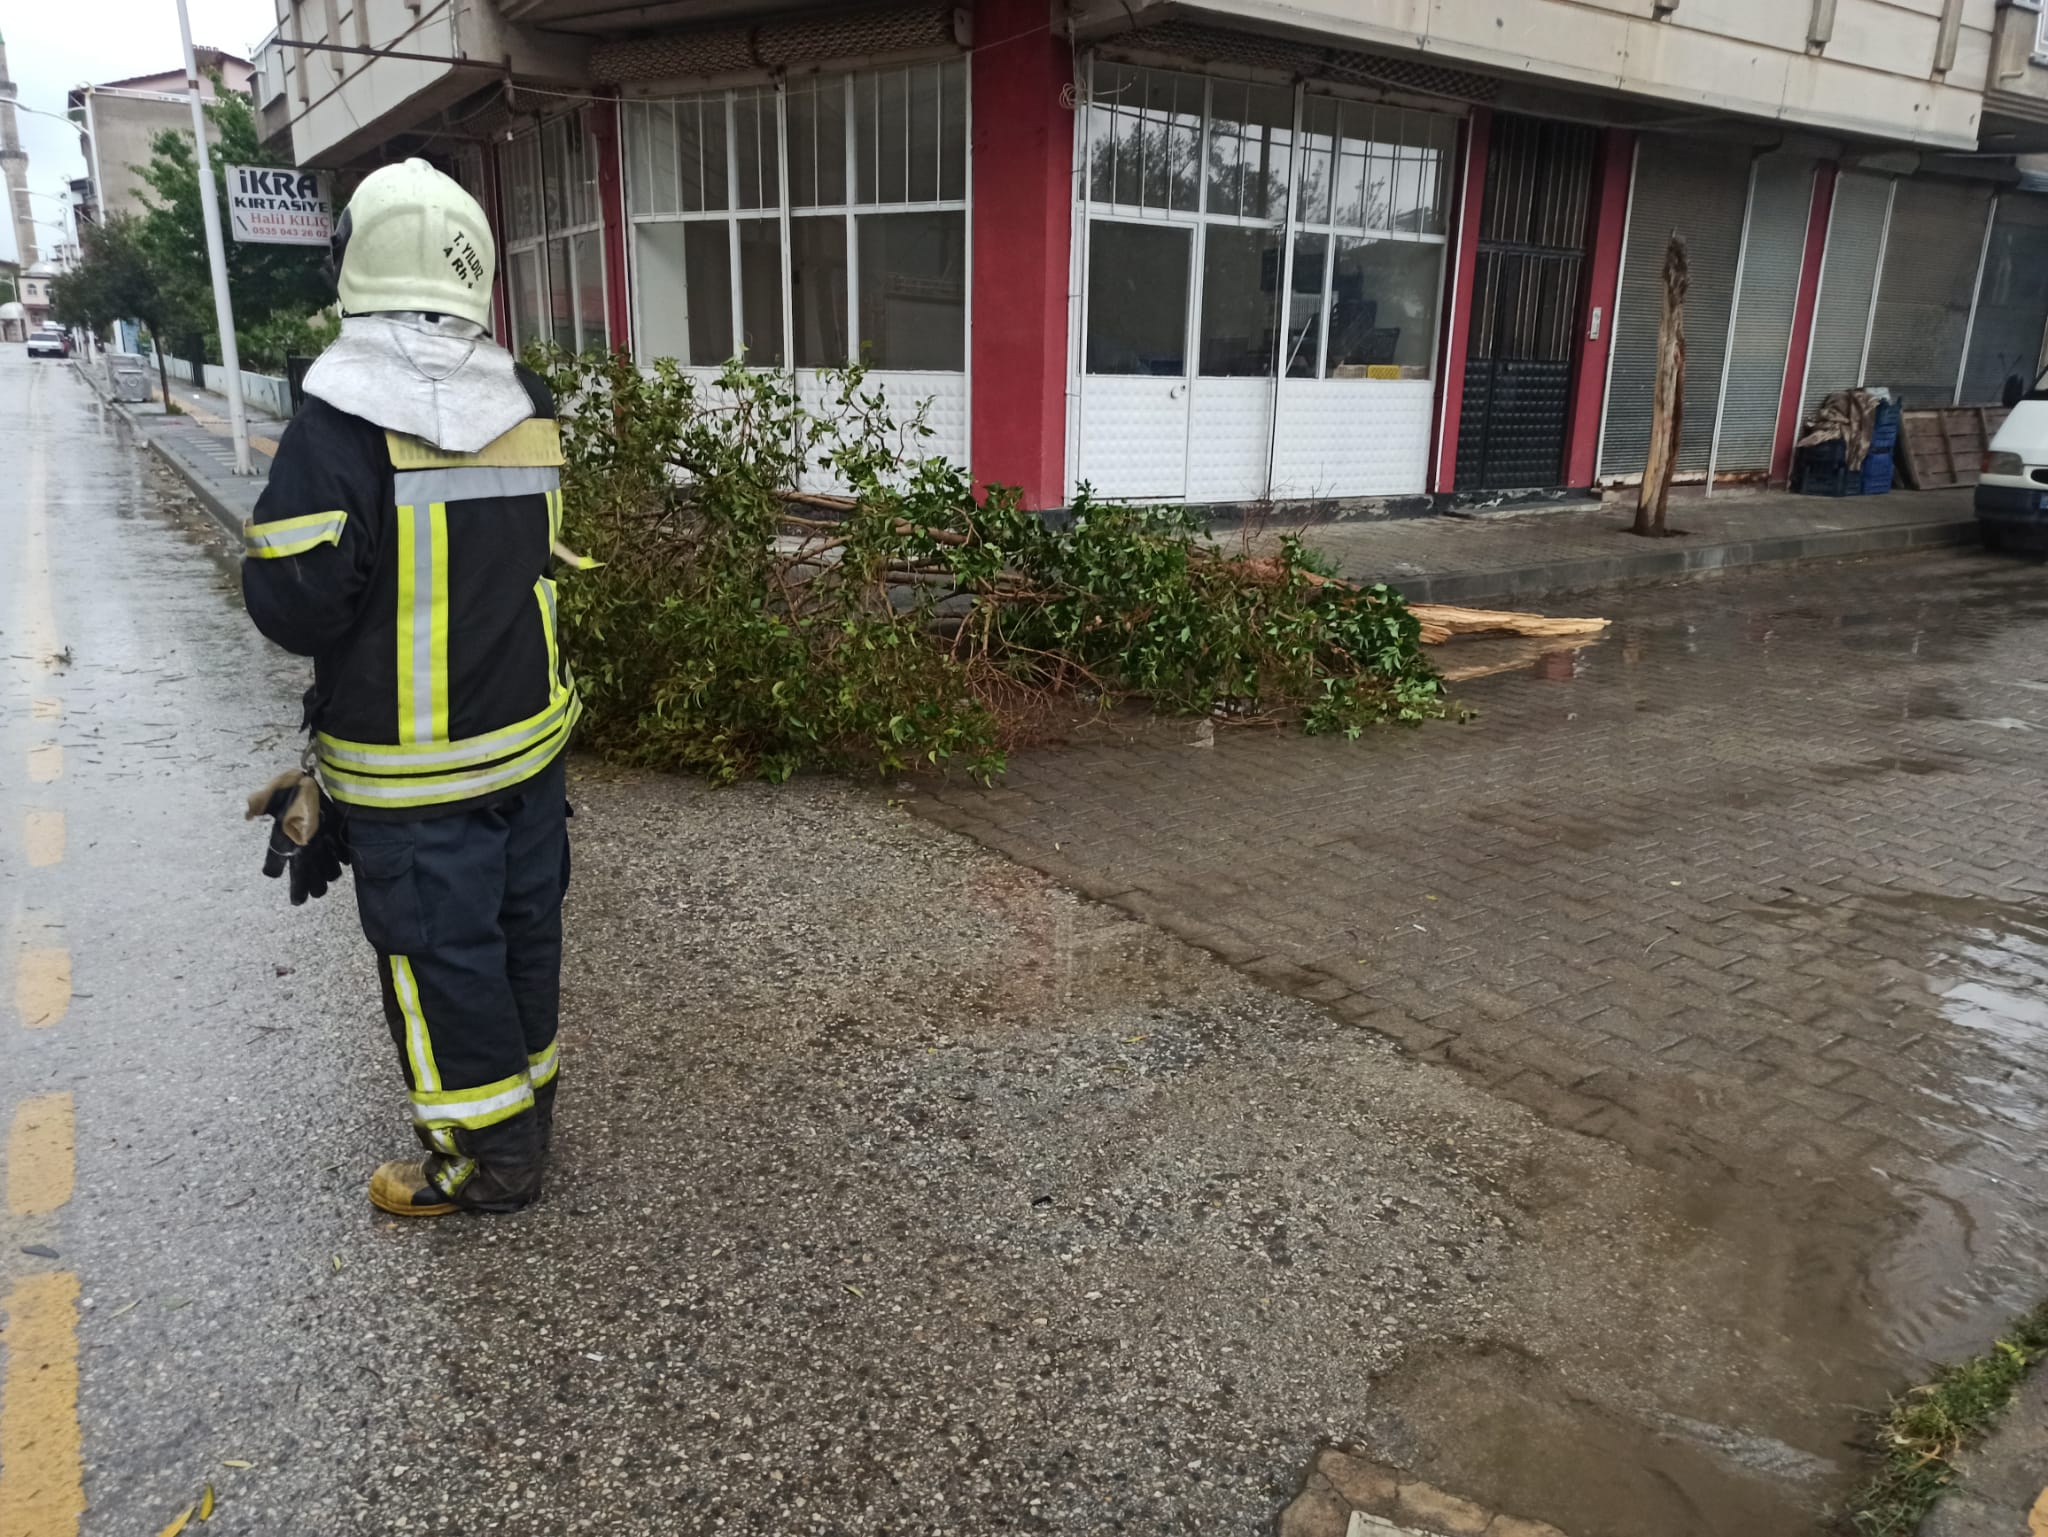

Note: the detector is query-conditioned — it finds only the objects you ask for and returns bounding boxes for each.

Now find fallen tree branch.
[1407,605,1611,647]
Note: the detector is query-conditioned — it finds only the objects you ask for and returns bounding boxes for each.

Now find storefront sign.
[227,166,333,246]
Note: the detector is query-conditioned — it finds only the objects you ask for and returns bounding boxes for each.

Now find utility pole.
[174,0,250,474]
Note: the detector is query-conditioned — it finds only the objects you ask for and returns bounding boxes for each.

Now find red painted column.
[1431,109,1489,496]
[1560,129,1634,490]
[970,0,1072,508]
[590,95,633,354]
[1770,162,1837,486]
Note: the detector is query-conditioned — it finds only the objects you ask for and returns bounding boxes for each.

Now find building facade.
[252,0,2048,509]
[70,52,255,227]
[19,259,56,326]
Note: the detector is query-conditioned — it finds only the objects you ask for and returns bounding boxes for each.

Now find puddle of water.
[1858,904,2048,1364]
[1433,636,1605,685]
[1368,1342,1821,1537]
[1364,887,2048,1537]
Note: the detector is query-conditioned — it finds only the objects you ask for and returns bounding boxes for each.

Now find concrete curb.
[1918,1364,2048,1537]
[86,370,254,542]
[143,430,249,542]
[1379,515,1984,606]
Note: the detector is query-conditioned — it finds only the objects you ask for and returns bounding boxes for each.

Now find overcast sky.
[6,0,278,259]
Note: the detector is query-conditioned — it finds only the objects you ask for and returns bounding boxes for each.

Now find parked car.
[26,328,71,360]
[1977,376,2048,552]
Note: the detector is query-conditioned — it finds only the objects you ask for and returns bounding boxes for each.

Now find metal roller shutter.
[1712,154,1815,474]
[1959,191,2048,405]
[1802,171,1891,421]
[1864,177,1995,409]
[1599,138,1749,478]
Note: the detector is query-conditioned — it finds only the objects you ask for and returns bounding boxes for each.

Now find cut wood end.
[1410,605,1612,646]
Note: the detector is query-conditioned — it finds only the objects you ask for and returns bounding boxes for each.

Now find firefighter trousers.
[348,754,569,1211]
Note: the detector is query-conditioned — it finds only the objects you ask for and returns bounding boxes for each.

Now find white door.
[1076,218,1195,499]
[1076,218,1286,502]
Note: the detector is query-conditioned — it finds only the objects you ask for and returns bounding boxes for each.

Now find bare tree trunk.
[1633,235,1690,537]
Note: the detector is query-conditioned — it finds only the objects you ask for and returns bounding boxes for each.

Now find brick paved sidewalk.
[912,547,2048,1536]
[1276,483,1980,604]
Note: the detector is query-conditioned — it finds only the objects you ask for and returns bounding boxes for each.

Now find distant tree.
[0,274,17,305]
[52,214,180,402]
[135,80,331,366]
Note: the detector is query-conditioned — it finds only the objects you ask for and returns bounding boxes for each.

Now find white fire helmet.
[333,158,495,328]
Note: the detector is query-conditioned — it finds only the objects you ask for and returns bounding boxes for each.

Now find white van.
[1979,381,2048,551]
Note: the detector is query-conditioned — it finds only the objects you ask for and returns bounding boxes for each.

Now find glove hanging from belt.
[245,767,351,904]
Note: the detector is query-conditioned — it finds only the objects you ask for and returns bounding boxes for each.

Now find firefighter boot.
[368,1159,461,1218]
[440,1109,545,1214]
[370,1112,544,1217]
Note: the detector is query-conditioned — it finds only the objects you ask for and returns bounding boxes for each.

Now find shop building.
[253,0,2048,510]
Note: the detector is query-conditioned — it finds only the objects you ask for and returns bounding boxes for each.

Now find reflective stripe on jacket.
[240,370,580,818]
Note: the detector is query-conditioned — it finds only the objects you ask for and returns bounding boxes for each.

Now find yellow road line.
[23,813,63,870]
[29,700,59,721]
[6,1096,74,1217]
[15,951,70,1030]
[26,746,60,785]
[0,1272,85,1537]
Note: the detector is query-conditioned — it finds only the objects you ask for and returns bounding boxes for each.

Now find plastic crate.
[1861,450,1895,495]
[1793,441,1863,497]
[1869,401,1900,454]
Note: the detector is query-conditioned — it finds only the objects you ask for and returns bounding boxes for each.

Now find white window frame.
[1285,90,1455,384]
[1077,63,1454,387]
[623,62,971,377]
[2020,0,2048,62]
[499,110,610,355]
[623,85,788,367]
[1070,56,1459,500]
[1080,65,1290,385]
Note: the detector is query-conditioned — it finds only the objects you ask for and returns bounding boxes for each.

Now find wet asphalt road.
[0,355,1629,1533]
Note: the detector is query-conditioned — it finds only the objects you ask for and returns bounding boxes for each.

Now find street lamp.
[8,100,80,130]
[173,0,248,474]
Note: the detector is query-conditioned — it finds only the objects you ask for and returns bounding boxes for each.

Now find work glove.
[245,769,352,905]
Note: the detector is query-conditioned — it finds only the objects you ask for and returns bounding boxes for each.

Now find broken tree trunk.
[1408,605,1610,647]
[1633,234,1689,538]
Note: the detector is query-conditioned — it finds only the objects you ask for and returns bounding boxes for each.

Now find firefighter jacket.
[241,369,579,819]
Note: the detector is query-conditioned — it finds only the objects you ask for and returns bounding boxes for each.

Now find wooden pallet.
[1896,406,2010,490]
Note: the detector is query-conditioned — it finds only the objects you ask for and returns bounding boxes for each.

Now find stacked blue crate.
[1793,440,1860,496]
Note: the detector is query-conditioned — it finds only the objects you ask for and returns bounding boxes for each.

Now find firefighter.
[242,159,577,1218]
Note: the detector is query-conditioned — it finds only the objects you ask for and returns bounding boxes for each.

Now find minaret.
[0,29,39,267]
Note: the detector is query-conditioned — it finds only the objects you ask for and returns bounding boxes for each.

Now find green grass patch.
[1844,1299,2048,1535]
